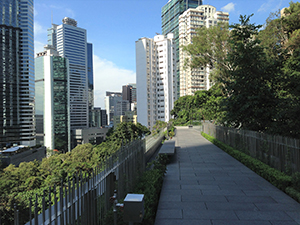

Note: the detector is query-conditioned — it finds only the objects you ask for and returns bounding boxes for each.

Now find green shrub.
[134,154,167,225]
[291,172,300,192]
[102,154,168,225]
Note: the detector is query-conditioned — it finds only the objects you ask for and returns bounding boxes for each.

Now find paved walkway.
[155,127,300,225]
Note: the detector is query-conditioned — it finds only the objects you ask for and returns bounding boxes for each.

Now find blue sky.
[34,0,291,108]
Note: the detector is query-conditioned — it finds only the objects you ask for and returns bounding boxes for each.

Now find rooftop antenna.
[51,11,53,25]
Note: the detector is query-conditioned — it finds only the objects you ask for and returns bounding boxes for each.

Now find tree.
[183,22,231,93]
[106,122,150,143]
[171,85,224,124]
[258,2,300,138]
[222,15,277,132]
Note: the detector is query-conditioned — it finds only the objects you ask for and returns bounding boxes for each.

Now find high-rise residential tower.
[35,46,70,152]
[179,5,229,96]
[48,18,90,129]
[161,0,202,98]
[136,34,177,129]
[0,0,35,148]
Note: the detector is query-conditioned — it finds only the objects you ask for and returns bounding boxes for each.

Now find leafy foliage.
[171,85,224,125]
[0,122,150,225]
[180,2,300,138]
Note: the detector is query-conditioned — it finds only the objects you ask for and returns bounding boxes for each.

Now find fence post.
[34,194,38,225]
[54,184,57,225]
[42,190,46,224]
[64,183,68,225]
[14,203,19,225]
[76,173,80,225]
[60,181,64,225]
[48,187,52,225]
[29,197,32,225]
[68,178,71,225]
[71,176,75,225]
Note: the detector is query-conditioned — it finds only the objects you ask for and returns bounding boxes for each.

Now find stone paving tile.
[158,194,181,202]
[212,220,272,225]
[219,184,263,191]
[157,201,206,210]
[255,203,300,211]
[205,202,258,211]
[183,209,238,220]
[242,190,287,197]
[160,189,202,196]
[270,221,300,225]
[181,184,220,190]
[155,209,182,219]
[160,184,180,190]
[182,195,228,203]
[235,211,295,221]
[202,189,246,196]
[226,196,277,203]
[285,211,300,224]
[155,219,212,225]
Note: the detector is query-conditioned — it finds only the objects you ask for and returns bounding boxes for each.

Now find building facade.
[93,107,107,128]
[136,34,177,129]
[35,47,70,152]
[48,18,90,129]
[105,92,122,126]
[87,43,94,127]
[161,0,202,98]
[179,5,229,96]
[113,111,137,129]
[72,127,108,147]
[0,0,35,148]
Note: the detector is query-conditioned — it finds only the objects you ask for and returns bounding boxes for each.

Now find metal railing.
[6,131,165,225]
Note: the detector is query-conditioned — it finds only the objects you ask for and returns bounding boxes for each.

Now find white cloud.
[65,8,76,18]
[34,21,47,36]
[221,2,235,13]
[34,40,45,55]
[93,55,136,108]
[258,0,284,12]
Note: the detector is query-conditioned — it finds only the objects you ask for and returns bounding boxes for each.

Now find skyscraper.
[35,46,70,152]
[105,92,122,125]
[179,5,229,96]
[87,43,94,127]
[136,34,177,129]
[0,0,35,148]
[161,0,202,98]
[48,17,89,129]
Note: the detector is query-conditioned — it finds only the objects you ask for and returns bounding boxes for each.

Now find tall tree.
[223,15,276,132]
[183,22,231,93]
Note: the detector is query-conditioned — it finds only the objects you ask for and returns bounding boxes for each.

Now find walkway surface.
[154,127,300,225]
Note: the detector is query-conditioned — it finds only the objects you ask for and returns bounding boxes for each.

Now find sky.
[34,0,292,108]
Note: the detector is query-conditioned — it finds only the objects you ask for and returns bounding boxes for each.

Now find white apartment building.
[179,5,229,96]
[136,33,177,129]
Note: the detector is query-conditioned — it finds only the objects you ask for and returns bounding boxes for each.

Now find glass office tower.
[87,43,94,127]
[35,47,70,152]
[0,0,35,148]
[161,0,202,98]
[48,18,89,129]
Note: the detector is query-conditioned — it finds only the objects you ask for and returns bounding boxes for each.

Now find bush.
[134,154,168,225]
[102,154,168,225]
